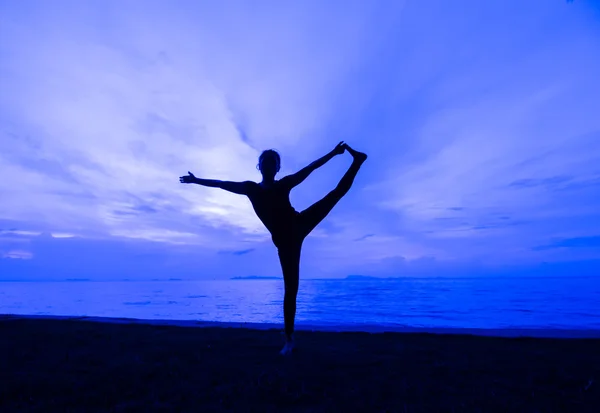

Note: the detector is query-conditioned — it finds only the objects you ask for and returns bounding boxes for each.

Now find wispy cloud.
[1,250,33,260]
[218,248,256,256]
[533,236,600,251]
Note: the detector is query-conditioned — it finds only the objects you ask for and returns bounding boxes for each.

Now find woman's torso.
[246,180,299,238]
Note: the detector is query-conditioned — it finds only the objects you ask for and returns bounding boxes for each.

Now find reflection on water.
[1,277,599,329]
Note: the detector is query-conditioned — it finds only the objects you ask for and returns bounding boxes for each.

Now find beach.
[1,315,599,412]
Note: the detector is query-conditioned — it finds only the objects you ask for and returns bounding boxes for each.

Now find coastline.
[2,313,600,338]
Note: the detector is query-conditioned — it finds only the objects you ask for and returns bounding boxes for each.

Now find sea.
[1,277,599,330]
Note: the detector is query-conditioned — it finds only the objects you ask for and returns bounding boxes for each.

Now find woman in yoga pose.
[180,141,367,354]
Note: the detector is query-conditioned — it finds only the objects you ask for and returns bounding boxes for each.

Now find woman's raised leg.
[299,145,367,237]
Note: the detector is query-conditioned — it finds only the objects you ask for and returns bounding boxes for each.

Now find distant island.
[231,276,281,280]
[65,278,90,282]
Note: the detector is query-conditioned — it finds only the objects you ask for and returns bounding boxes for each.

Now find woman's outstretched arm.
[180,172,251,195]
[282,141,346,189]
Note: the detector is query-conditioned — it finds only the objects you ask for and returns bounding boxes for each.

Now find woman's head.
[257,149,281,177]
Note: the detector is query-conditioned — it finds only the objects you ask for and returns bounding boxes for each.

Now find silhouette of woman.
[180,142,367,354]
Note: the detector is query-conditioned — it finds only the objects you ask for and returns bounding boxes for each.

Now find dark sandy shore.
[1,316,599,413]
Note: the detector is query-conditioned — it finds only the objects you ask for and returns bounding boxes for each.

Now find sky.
[1,0,599,280]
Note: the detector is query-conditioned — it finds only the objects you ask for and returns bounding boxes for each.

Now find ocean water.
[1,277,599,329]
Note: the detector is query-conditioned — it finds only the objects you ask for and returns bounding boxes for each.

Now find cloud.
[2,250,33,259]
[353,234,375,242]
[218,248,256,256]
[533,236,600,251]
[50,233,76,239]
[0,229,42,237]
[508,176,574,189]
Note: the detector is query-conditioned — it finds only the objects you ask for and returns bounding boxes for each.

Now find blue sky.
[1,0,599,280]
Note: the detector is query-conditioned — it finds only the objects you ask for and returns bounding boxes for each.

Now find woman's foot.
[280,335,295,355]
[280,341,295,355]
[343,144,367,165]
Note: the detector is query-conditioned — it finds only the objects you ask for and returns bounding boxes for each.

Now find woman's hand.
[332,141,346,155]
[179,171,197,184]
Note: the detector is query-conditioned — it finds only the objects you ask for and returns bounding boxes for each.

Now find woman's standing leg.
[277,241,302,354]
